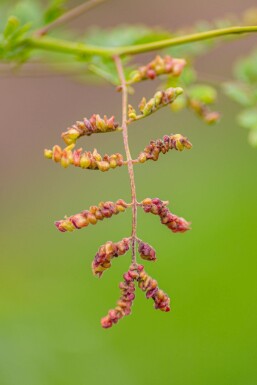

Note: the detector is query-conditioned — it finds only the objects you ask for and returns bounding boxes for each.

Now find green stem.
[26,36,113,57]
[26,25,257,58]
[116,25,257,56]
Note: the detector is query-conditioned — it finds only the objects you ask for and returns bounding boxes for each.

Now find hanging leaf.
[222,82,255,107]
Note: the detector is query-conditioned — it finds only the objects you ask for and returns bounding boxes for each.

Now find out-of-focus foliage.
[78,25,172,84]
[0,0,68,27]
[0,0,68,62]
[0,15,31,62]
[39,25,172,84]
[223,82,255,106]
[163,8,257,133]
[83,25,172,47]
[44,0,67,24]
[87,55,134,85]
[186,84,217,104]
[223,49,257,147]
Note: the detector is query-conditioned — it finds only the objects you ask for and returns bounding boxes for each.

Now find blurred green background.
[1,1,257,385]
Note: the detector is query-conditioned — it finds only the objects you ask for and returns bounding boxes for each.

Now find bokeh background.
[1,1,257,384]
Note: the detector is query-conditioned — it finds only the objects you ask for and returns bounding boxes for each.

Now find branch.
[35,0,108,36]
[27,26,257,58]
[116,25,257,56]
[114,55,138,264]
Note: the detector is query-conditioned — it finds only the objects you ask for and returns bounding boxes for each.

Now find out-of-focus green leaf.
[237,108,257,130]
[222,82,255,107]
[170,94,187,111]
[87,56,119,84]
[88,55,134,85]
[181,66,197,86]
[248,129,257,147]
[224,48,257,149]
[0,14,32,63]
[44,0,67,24]
[166,20,224,59]
[7,0,43,28]
[7,22,31,41]
[165,66,196,90]
[0,0,44,63]
[83,25,171,48]
[0,1,76,64]
[234,50,257,84]
[39,50,134,86]
[166,40,213,59]
[187,84,217,104]
[165,13,245,60]
[3,16,20,38]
